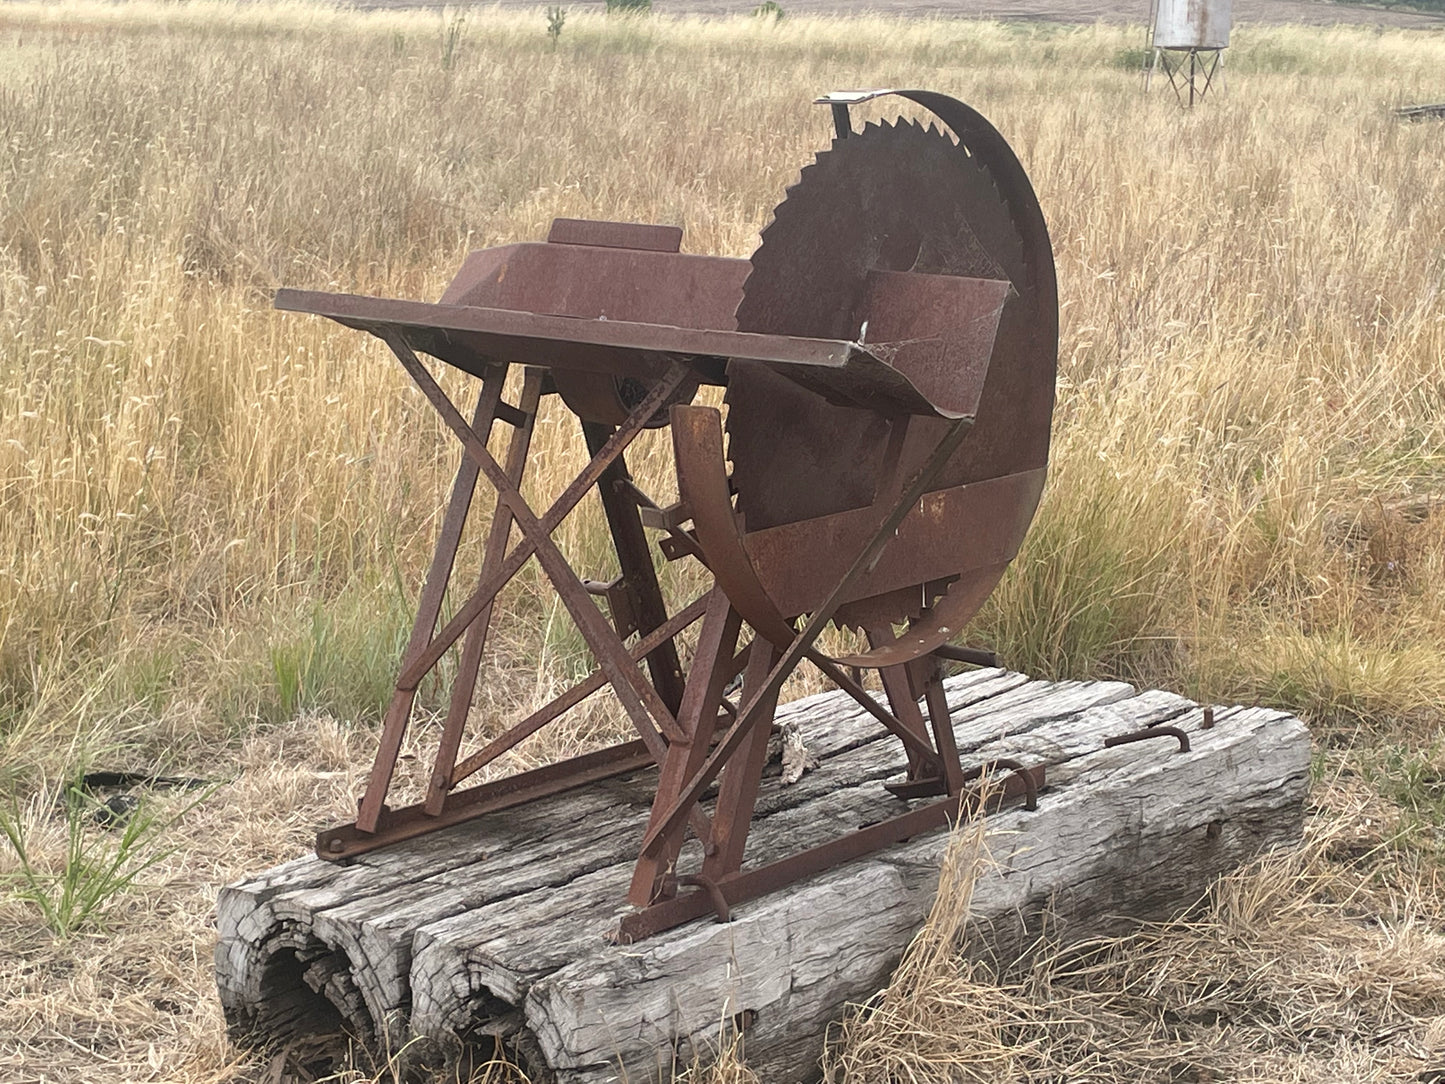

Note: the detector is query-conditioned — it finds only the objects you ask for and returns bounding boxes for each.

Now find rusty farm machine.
[275,89,1057,942]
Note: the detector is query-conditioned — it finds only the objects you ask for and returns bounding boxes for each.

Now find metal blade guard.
[279,90,1058,941]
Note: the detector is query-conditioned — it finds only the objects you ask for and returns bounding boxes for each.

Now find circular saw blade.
[727,118,1027,535]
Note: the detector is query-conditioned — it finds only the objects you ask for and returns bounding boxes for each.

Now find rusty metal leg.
[868,625,936,781]
[700,639,782,881]
[917,656,965,795]
[391,357,695,700]
[635,414,974,862]
[382,332,689,755]
[423,369,543,816]
[804,651,942,773]
[628,589,742,906]
[356,366,508,834]
[582,420,687,716]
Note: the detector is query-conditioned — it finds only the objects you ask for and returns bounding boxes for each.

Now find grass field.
[1,2,1444,1081]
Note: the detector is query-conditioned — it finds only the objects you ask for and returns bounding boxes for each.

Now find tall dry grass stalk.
[1,3,1444,1081]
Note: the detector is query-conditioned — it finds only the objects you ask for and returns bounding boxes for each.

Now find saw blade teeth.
[721,106,1054,636]
[731,117,1039,541]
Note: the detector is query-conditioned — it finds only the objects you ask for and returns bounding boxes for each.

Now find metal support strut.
[284,86,1059,943]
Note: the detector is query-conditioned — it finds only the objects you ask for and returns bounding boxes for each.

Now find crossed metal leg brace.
[1147,47,1224,107]
[316,337,1042,941]
[320,344,706,858]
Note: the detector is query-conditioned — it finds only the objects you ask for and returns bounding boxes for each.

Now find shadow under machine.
[276,89,1058,941]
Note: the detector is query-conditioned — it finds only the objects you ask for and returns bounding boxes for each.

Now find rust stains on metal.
[275,89,1060,940]
[1104,726,1192,753]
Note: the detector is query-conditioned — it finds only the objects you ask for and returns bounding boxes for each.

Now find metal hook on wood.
[1104,725,1190,754]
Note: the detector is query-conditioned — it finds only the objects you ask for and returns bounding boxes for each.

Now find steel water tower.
[1146,0,1231,105]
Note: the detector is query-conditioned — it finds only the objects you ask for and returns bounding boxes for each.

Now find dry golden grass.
[1,2,1444,1081]
[825,789,1445,1083]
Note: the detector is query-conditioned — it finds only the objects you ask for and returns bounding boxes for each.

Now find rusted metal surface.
[960,758,1040,810]
[546,218,684,252]
[671,405,799,648]
[272,289,948,418]
[628,589,742,905]
[1105,725,1192,753]
[933,644,1000,668]
[744,468,1046,620]
[448,594,711,790]
[423,370,541,817]
[728,121,1015,531]
[809,649,943,774]
[354,374,506,836]
[277,89,1058,941]
[617,762,1046,943]
[634,414,979,864]
[582,420,687,713]
[320,738,660,860]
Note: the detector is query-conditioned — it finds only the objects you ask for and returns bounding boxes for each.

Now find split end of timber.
[217,670,1312,1084]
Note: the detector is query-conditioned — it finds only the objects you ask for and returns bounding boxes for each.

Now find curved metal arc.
[831,566,1009,669]
[638,413,976,862]
[673,404,1043,672]
[671,404,799,650]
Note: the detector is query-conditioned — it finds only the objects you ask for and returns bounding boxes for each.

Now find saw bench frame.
[279,89,1060,942]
